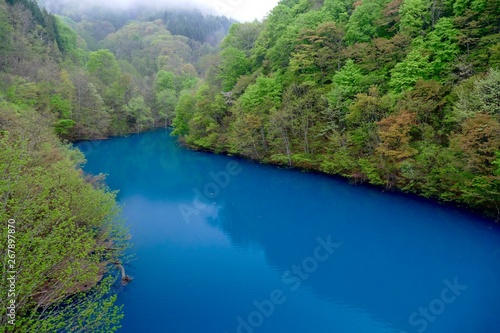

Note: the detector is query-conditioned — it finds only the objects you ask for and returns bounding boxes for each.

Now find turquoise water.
[77,129,500,333]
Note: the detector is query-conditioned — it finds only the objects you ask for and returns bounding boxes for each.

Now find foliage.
[240,75,282,114]
[172,0,500,219]
[172,93,196,136]
[123,96,154,132]
[345,0,387,44]
[87,49,121,86]
[0,106,127,332]
[390,45,432,91]
[218,47,251,92]
[399,0,429,36]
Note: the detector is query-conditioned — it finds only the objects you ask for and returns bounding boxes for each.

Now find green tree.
[451,69,500,123]
[54,16,79,57]
[221,22,262,56]
[156,89,177,127]
[227,111,267,160]
[72,74,111,139]
[323,0,351,23]
[251,4,293,65]
[155,70,175,92]
[489,43,500,69]
[347,87,390,127]
[218,47,251,91]
[390,46,431,92]
[345,0,386,44]
[172,93,196,136]
[474,69,500,115]
[426,17,460,76]
[328,59,365,113]
[240,75,282,114]
[290,22,345,83]
[452,0,471,16]
[399,0,429,36]
[123,96,154,132]
[87,49,121,86]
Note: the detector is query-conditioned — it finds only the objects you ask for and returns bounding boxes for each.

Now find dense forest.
[0,0,232,331]
[172,0,500,219]
[0,0,130,331]
[1,0,232,142]
[38,0,235,48]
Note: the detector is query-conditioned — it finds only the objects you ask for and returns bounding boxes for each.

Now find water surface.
[77,130,500,333]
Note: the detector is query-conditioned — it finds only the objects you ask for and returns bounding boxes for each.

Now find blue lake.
[77,129,500,333]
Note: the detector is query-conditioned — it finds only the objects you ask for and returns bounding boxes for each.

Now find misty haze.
[39,0,279,21]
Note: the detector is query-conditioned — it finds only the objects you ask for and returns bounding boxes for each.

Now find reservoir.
[77,129,500,333]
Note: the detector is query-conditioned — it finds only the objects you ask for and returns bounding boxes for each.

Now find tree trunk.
[280,121,292,167]
[260,126,268,152]
[116,263,132,284]
[304,116,310,154]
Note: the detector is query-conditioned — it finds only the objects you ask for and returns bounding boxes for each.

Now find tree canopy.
[171,0,500,220]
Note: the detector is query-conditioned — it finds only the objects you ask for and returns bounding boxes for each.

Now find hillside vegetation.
[0,101,127,332]
[0,0,233,330]
[171,0,500,219]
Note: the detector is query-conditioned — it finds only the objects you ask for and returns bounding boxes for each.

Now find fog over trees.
[38,0,280,22]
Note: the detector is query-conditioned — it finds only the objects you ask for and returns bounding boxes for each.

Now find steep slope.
[172,0,500,219]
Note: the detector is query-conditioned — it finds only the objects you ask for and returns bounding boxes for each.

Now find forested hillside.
[0,0,232,331]
[172,0,500,219]
[0,0,130,331]
[0,99,127,332]
[38,0,235,48]
[1,0,229,141]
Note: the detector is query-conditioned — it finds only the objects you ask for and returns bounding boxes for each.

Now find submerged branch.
[115,262,133,284]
